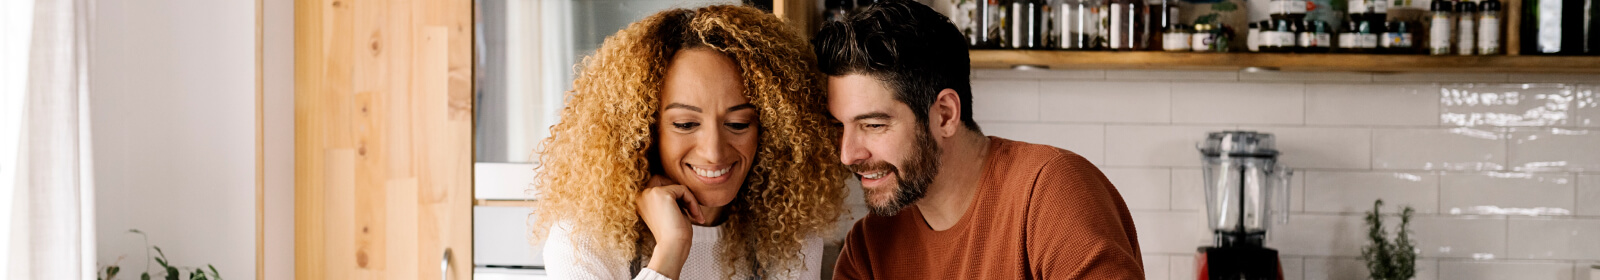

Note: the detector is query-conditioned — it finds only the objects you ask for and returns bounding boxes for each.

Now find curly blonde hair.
[530,5,847,278]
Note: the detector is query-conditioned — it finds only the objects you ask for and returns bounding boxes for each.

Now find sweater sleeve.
[1024,152,1145,280]
[543,222,639,280]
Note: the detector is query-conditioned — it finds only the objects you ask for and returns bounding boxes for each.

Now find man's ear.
[929,88,963,138]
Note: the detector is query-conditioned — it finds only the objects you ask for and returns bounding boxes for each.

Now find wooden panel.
[970,50,1600,73]
[774,0,818,39]
[295,0,473,279]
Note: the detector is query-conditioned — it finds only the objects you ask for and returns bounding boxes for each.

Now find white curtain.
[3,0,97,279]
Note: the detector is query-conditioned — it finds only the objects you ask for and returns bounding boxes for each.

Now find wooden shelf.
[970,50,1600,73]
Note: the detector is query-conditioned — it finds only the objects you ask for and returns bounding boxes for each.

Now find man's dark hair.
[813,0,979,132]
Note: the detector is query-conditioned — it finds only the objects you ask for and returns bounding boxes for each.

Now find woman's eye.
[672,122,699,130]
[725,122,752,130]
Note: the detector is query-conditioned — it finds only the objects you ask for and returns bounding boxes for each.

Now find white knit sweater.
[543,222,823,280]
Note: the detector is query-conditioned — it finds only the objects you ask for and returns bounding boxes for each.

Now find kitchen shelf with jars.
[782,0,1600,73]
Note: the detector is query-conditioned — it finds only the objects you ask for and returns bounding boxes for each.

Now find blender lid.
[1199,130,1280,157]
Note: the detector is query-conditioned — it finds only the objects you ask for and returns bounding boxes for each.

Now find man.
[813,1,1144,279]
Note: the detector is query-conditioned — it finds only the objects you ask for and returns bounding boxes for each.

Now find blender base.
[1195,246,1283,280]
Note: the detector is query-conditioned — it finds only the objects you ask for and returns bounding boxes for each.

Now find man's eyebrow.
[852,112,891,121]
[726,103,757,112]
[664,103,701,112]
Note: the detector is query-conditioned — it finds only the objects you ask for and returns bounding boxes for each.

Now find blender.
[1195,131,1293,280]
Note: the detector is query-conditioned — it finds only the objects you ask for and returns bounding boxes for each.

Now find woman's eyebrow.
[665,103,701,112]
[726,103,757,112]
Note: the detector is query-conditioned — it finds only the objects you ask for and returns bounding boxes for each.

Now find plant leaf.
[208,264,221,280]
[141,272,150,280]
[165,266,179,280]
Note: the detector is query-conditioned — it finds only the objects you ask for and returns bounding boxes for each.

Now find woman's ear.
[929,88,963,138]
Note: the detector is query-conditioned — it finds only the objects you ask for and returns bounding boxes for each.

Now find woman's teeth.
[861,171,887,180]
[692,165,730,178]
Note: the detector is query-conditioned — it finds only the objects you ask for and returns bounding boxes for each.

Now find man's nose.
[839,129,868,166]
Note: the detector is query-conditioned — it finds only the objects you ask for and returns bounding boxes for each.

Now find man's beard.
[847,127,941,217]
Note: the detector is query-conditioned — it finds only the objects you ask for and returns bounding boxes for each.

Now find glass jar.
[1428,0,1455,55]
[1011,0,1046,49]
[1165,24,1194,51]
[1259,19,1301,52]
[1456,0,1478,55]
[1477,0,1502,54]
[1052,0,1106,49]
[1382,20,1416,53]
[1299,20,1332,52]
[1337,17,1380,53]
[1192,23,1217,51]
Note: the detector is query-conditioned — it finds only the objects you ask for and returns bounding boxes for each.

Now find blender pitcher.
[1198,131,1293,246]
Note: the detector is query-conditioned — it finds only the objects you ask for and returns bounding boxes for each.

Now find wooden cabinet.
[294,0,474,279]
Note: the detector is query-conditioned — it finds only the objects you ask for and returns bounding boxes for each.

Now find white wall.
[90,0,258,278]
[968,69,1600,280]
[263,0,295,279]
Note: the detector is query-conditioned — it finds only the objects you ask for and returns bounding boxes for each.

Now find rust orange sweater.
[832,136,1144,279]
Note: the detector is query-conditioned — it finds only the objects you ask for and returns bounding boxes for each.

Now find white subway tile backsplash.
[1266,214,1367,257]
[1441,172,1575,216]
[1303,171,1439,214]
[1171,168,1207,211]
[1106,125,1233,167]
[1411,215,1508,259]
[1170,82,1306,125]
[1038,81,1172,123]
[1104,70,1239,81]
[974,69,1105,80]
[1130,211,1210,254]
[1438,260,1577,280]
[1372,128,1507,171]
[1576,85,1600,127]
[1373,72,1511,83]
[1507,218,1600,261]
[971,79,1041,121]
[1143,254,1171,280]
[964,71,1600,275]
[1169,255,1196,280]
[1304,83,1441,126]
[1582,175,1600,217]
[1508,73,1600,83]
[1244,126,1373,169]
[1102,168,1172,210]
[1240,71,1374,82]
[1300,257,1440,280]
[1510,128,1600,172]
[978,123,1105,165]
[1440,83,1585,127]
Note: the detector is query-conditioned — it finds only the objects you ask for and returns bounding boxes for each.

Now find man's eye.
[672,122,699,130]
[725,122,752,130]
[864,124,888,129]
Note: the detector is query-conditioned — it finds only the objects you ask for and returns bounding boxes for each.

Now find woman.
[531,5,847,280]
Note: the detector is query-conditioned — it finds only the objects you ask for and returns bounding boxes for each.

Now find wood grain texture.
[295,0,473,279]
[970,50,1600,73]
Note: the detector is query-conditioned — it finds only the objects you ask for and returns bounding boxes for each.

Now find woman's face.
[656,48,758,209]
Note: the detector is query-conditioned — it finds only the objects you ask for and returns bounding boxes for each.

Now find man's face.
[827,74,941,216]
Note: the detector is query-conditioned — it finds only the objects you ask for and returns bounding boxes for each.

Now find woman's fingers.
[659,184,705,225]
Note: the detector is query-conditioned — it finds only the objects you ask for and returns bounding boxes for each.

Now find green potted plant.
[98,229,223,280]
[1362,199,1417,280]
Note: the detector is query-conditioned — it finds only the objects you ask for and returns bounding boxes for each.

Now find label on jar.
[1349,0,1369,13]
[1165,32,1193,51]
[1478,16,1500,53]
[1383,32,1412,48]
[1270,0,1309,14]
[1261,31,1297,47]
[1430,15,1453,52]
[1192,33,1216,51]
[1340,33,1379,48]
[1457,17,1476,54]
[1299,33,1332,47]
[1248,28,1261,51]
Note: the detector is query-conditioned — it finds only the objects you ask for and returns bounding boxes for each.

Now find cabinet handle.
[441,248,453,280]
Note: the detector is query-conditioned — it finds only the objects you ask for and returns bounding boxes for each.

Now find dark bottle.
[1260,19,1303,52]
[1478,0,1503,54]
[1338,18,1381,53]
[1108,0,1148,50]
[1147,0,1180,50]
[1457,0,1479,55]
[1428,0,1455,55]
[1519,0,1599,54]
[974,0,998,48]
[1053,0,1106,49]
[1382,20,1416,54]
[1300,20,1333,52]
[1011,0,1046,48]
[1349,0,1391,25]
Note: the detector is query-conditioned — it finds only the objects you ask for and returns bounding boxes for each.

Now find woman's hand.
[636,175,704,279]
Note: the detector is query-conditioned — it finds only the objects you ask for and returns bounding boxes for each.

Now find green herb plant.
[97,229,222,280]
[1362,199,1418,280]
